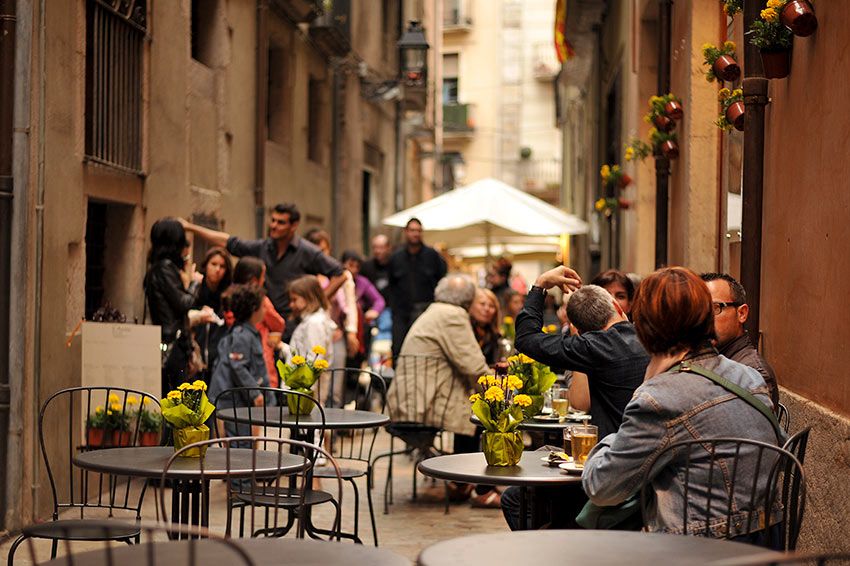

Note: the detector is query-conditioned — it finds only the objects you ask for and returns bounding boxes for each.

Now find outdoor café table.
[73,447,307,533]
[215,406,390,430]
[417,530,783,566]
[417,451,582,530]
[42,537,411,566]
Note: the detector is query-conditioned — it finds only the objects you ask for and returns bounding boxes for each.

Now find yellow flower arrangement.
[177,382,192,391]
[167,390,181,400]
[312,345,327,356]
[513,394,532,408]
[469,393,481,402]
[313,359,329,370]
[486,385,503,402]
[275,345,330,415]
[506,375,523,390]
[192,380,207,391]
[503,316,514,325]
[291,355,306,366]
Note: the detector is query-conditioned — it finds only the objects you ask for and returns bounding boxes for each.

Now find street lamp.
[397,20,429,88]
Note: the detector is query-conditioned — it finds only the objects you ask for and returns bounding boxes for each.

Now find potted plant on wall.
[624,138,652,163]
[138,397,162,446]
[748,5,794,79]
[600,164,632,189]
[781,0,818,37]
[86,406,107,448]
[650,128,679,159]
[106,394,132,447]
[721,0,742,17]
[716,88,745,132]
[702,41,741,83]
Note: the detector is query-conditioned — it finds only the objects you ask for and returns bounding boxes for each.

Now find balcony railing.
[443,103,474,135]
[520,159,562,193]
[309,0,351,57]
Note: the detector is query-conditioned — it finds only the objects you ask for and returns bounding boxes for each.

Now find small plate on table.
[566,413,592,422]
[541,453,572,467]
[532,414,565,422]
[559,462,585,474]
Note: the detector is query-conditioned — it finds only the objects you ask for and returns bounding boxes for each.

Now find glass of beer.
[551,388,569,416]
[569,424,598,467]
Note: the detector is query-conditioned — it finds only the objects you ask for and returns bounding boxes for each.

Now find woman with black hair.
[144,218,213,395]
[194,247,233,383]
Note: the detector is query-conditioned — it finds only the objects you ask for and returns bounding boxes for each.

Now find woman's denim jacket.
[582,351,785,537]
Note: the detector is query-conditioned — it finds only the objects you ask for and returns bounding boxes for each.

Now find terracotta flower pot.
[660,140,679,159]
[665,100,684,120]
[781,0,817,37]
[652,115,675,132]
[617,198,631,210]
[139,431,160,447]
[86,427,105,448]
[760,48,791,79]
[111,430,132,447]
[725,101,745,132]
[618,174,632,188]
[712,54,741,83]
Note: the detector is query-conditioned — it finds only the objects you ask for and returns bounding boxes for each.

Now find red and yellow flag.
[554,0,576,63]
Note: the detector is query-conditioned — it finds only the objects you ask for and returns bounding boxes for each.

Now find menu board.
[81,322,161,395]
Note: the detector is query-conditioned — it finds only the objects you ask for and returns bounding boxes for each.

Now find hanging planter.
[760,48,792,79]
[600,164,632,190]
[781,0,817,37]
[652,115,675,132]
[660,140,679,159]
[665,100,684,120]
[716,87,745,132]
[749,10,794,79]
[702,41,741,83]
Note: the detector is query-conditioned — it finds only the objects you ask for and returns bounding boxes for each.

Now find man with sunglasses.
[701,272,779,411]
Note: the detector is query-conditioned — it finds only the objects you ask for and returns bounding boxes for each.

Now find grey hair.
[567,285,617,334]
[434,274,477,309]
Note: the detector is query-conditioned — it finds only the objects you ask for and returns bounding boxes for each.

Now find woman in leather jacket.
[144,218,203,395]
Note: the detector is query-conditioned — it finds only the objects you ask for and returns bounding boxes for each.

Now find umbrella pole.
[485,223,492,262]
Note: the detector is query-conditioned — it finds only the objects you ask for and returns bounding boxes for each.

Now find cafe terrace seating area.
[1,380,843,566]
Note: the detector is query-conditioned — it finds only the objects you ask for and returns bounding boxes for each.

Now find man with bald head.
[361,234,392,302]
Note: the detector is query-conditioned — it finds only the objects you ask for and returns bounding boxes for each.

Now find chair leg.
[349,478,361,544]
[6,534,27,566]
[366,468,379,547]
[50,539,58,560]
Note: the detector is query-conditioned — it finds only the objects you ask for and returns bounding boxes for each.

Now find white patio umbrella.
[382,178,589,253]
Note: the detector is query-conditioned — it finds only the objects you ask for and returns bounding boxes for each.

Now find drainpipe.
[740,0,769,337]
[654,0,672,268]
[0,0,17,529]
[253,0,268,238]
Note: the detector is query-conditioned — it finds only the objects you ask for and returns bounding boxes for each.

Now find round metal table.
[42,537,411,566]
[418,451,582,530]
[216,406,390,430]
[417,451,582,487]
[74,447,307,532]
[418,530,783,566]
[74,447,307,479]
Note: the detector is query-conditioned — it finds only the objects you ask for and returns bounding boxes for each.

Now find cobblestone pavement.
[1,430,509,564]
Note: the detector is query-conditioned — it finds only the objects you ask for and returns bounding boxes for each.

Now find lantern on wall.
[397,20,430,88]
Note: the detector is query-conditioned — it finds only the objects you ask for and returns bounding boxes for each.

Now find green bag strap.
[672,361,783,441]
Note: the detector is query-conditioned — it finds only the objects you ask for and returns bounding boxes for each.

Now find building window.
[191,0,220,67]
[85,0,146,173]
[443,54,459,103]
[307,78,325,164]
[267,43,291,144]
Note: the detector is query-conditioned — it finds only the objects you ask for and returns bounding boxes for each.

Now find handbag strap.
[672,361,783,440]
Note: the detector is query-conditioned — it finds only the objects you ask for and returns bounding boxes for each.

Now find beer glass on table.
[569,424,598,467]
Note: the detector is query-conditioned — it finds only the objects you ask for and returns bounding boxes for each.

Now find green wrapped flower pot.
[482,431,524,466]
[173,424,210,458]
[287,388,316,416]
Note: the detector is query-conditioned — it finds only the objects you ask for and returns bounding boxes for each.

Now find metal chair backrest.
[213,387,326,444]
[783,427,811,466]
[39,386,162,520]
[639,437,806,551]
[388,354,457,429]
[777,402,791,432]
[157,436,343,540]
[320,368,388,465]
[24,520,255,566]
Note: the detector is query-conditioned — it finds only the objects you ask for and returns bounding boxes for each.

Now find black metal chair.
[7,386,162,565]
[783,427,811,466]
[211,388,336,539]
[158,436,343,541]
[777,402,791,432]
[312,368,388,545]
[18,520,255,566]
[373,354,458,514]
[639,438,806,551]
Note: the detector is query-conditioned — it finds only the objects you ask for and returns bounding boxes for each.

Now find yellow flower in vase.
[312,345,327,356]
[484,386,505,403]
[506,375,523,390]
[469,393,481,403]
[167,390,182,400]
[177,382,192,390]
[291,355,306,366]
[513,394,532,408]
[313,359,329,370]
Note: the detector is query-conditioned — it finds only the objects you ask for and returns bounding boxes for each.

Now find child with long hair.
[284,275,336,403]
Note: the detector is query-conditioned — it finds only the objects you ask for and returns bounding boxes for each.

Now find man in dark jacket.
[388,218,447,359]
[701,272,779,411]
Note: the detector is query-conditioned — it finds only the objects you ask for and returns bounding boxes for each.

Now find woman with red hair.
[581,267,782,542]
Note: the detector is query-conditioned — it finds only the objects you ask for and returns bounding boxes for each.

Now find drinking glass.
[551,388,569,416]
[569,424,598,466]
